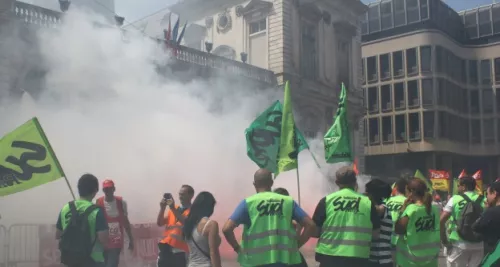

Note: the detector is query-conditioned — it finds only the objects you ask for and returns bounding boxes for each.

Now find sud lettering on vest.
[396,204,441,267]
[386,195,406,246]
[316,188,373,259]
[96,196,125,249]
[160,205,190,252]
[239,192,301,266]
[448,192,484,242]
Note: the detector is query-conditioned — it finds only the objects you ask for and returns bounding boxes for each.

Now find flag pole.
[296,164,302,206]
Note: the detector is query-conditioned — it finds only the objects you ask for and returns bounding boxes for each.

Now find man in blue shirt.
[222,168,317,267]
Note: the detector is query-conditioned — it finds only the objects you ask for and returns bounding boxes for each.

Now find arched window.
[212,45,236,60]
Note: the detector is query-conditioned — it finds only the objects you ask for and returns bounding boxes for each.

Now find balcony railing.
[11,1,276,84]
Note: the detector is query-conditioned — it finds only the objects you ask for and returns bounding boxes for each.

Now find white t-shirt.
[443,193,483,250]
[101,198,128,218]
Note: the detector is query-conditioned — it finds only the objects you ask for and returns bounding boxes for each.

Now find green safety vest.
[480,241,500,267]
[448,192,484,242]
[238,192,301,266]
[59,199,104,262]
[396,204,441,267]
[315,188,373,258]
[387,194,406,246]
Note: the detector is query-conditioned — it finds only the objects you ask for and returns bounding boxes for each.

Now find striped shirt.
[370,205,393,264]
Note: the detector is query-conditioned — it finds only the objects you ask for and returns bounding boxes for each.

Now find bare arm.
[168,204,187,224]
[222,219,240,252]
[157,199,168,227]
[440,211,452,245]
[395,216,409,235]
[97,230,109,245]
[207,221,222,267]
[297,216,317,248]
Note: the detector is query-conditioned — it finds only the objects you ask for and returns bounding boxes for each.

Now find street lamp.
[205,41,213,53]
[240,52,247,63]
[59,0,70,12]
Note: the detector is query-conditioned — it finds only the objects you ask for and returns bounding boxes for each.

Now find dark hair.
[395,178,409,195]
[77,173,99,197]
[274,187,290,196]
[182,191,216,240]
[459,176,476,191]
[365,179,392,204]
[181,184,195,196]
[488,182,500,195]
[407,178,432,215]
[336,166,357,185]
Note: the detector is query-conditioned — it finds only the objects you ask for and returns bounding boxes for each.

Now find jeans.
[104,248,122,267]
[157,243,186,267]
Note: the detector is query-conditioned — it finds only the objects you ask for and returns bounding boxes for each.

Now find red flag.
[472,170,482,180]
[352,158,359,175]
[472,170,483,194]
[458,169,467,179]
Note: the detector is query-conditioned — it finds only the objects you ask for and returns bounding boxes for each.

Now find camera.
[163,193,172,200]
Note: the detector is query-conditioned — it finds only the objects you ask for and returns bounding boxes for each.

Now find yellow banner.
[431,179,449,191]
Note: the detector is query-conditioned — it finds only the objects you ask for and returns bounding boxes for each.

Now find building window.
[437,78,445,106]
[423,111,434,139]
[363,88,367,113]
[484,119,495,143]
[469,60,478,85]
[409,113,421,141]
[369,4,381,33]
[421,78,433,107]
[362,58,366,85]
[381,1,393,30]
[483,89,494,114]
[438,111,447,139]
[367,56,378,83]
[464,11,478,39]
[381,84,392,112]
[393,0,405,27]
[337,39,351,87]
[394,82,405,110]
[395,114,406,142]
[498,118,500,142]
[368,86,379,114]
[478,7,492,37]
[497,88,500,113]
[407,80,419,108]
[300,21,317,79]
[435,46,443,74]
[471,119,481,144]
[369,118,380,145]
[460,59,467,84]
[420,0,429,20]
[392,51,404,78]
[462,88,469,114]
[364,119,368,145]
[406,0,419,24]
[481,59,492,85]
[470,90,480,114]
[493,4,500,34]
[249,19,266,34]
[495,58,500,84]
[382,116,393,143]
[406,48,418,76]
[420,46,431,72]
[380,53,391,80]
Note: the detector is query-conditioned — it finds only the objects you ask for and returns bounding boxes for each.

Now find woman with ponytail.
[182,192,221,267]
[394,178,441,267]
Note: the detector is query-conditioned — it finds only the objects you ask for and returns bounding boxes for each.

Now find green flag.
[277,81,301,175]
[0,118,65,197]
[324,83,352,163]
[414,169,433,192]
[452,178,459,195]
[480,241,500,266]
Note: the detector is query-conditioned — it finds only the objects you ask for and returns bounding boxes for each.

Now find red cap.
[103,179,115,189]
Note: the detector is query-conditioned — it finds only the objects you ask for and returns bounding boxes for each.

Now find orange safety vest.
[160,205,190,252]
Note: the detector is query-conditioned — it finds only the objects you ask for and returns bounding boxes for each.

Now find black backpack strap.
[68,201,78,226]
[459,193,473,203]
[475,195,484,205]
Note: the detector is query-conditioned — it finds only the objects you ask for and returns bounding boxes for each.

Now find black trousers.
[157,243,186,267]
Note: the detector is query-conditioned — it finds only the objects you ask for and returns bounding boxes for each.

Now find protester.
[386,178,408,248]
[95,179,134,267]
[182,191,221,267]
[157,185,195,267]
[440,176,484,267]
[395,178,440,267]
[222,169,316,267]
[56,174,109,267]
[365,179,393,267]
[312,166,380,266]
[473,181,500,254]
[273,187,308,267]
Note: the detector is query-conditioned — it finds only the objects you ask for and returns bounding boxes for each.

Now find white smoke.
[0,9,348,227]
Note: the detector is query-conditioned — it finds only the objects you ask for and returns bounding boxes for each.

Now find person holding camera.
[157,185,195,267]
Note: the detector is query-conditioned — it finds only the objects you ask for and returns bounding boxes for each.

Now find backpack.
[59,201,99,266]
[456,193,484,242]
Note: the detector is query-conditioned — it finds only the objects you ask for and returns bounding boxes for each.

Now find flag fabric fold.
[0,118,65,197]
[414,169,433,193]
[324,83,352,163]
[172,17,180,43]
[176,22,187,45]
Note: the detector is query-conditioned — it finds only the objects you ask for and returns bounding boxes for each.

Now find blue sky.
[362,0,497,12]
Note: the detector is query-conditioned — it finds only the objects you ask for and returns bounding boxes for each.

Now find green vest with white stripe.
[396,204,440,267]
[387,194,406,246]
[315,188,373,258]
[238,192,301,266]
